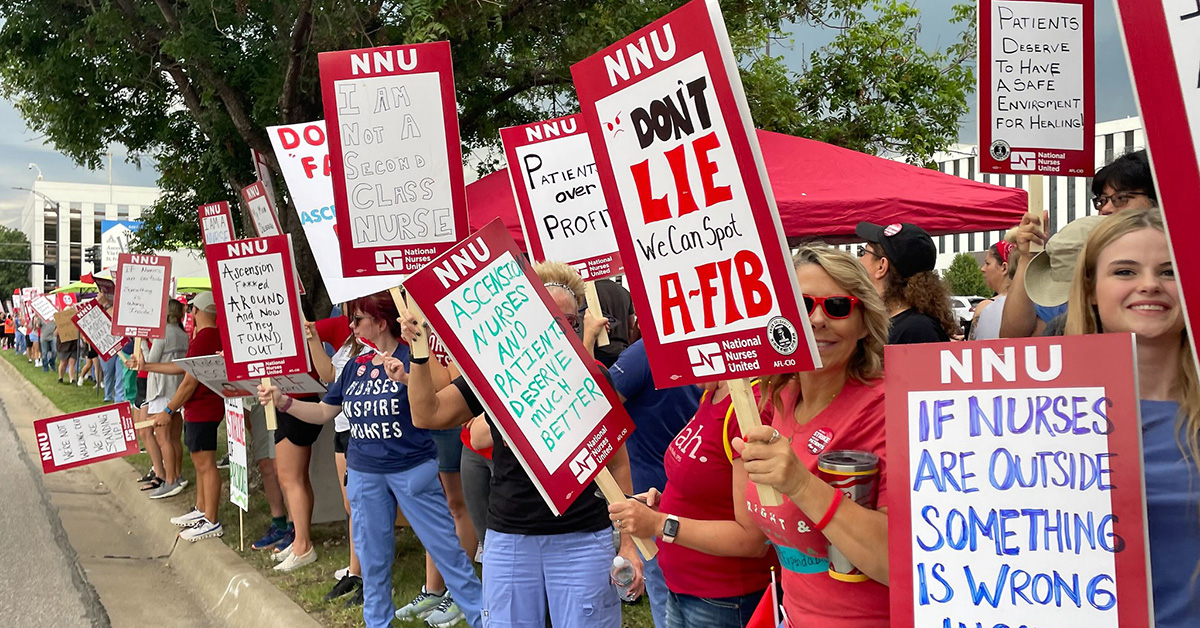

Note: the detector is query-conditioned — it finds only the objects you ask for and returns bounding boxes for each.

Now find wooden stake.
[239,509,244,552]
[133,337,143,364]
[262,377,277,430]
[583,281,610,347]
[391,286,430,360]
[133,419,154,430]
[1028,174,1045,254]
[594,467,657,560]
[728,378,783,507]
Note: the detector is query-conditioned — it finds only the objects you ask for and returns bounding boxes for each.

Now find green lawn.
[4,348,655,627]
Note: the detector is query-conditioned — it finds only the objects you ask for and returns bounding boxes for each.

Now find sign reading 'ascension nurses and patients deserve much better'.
[34,403,138,474]
[111,254,171,338]
[404,219,636,515]
[205,235,309,381]
[978,0,1095,176]
[319,42,469,277]
[501,114,623,280]
[886,335,1152,628]
[571,0,818,387]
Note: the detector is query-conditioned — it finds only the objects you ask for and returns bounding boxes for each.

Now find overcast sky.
[0,0,1138,231]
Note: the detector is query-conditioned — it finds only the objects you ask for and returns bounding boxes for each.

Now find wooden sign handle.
[262,377,277,430]
[391,287,430,360]
[1028,174,1045,254]
[594,467,657,560]
[728,378,783,507]
[133,337,144,364]
[583,281,610,347]
[134,419,154,430]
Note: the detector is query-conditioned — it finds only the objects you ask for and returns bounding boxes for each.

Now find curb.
[2,357,323,628]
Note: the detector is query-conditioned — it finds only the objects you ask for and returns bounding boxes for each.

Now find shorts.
[133,378,148,409]
[247,402,275,462]
[430,427,464,473]
[184,421,219,452]
[274,410,324,447]
[86,345,98,360]
[334,429,350,454]
[57,339,79,355]
[147,395,172,415]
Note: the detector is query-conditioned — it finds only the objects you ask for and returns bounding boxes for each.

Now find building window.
[1104,134,1114,164]
[1047,176,1058,237]
[94,203,106,221]
[1067,176,1076,223]
[117,204,129,218]
[70,244,81,283]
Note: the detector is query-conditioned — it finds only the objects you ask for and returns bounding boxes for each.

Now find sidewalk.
[0,354,323,628]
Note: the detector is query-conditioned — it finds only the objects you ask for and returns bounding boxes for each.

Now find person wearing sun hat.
[1022,215,1107,336]
[855,221,959,344]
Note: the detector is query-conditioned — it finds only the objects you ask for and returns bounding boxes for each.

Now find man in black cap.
[855,222,958,344]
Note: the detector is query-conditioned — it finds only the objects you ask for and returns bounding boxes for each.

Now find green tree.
[0,226,32,298]
[0,0,974,312]
[944,253,990,297]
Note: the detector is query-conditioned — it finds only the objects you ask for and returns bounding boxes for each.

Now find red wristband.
[280,396,294,413]
[813,490,844,532]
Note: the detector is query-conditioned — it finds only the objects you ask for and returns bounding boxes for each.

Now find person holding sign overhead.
[1063,208,1200,628]
[257,291,483,628]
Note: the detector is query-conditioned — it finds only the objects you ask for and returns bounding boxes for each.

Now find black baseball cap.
[855,222,937,279]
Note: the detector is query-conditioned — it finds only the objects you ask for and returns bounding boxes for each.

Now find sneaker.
[216,455,229,470]
[333,566,350,581]
[274,547,317,572]
[179,519,223,542]
[324,573,362,601]
[34,359,40,367]
[251,523,289,550]
[170,508,206,528]
[148,480,183,499]
[271,528,295,558]
[140,478,164,492]
[395,588,446,621]
[344,584,364,608]
[272,544,293,563]
[179,478,189,489]
[424,595,464,628]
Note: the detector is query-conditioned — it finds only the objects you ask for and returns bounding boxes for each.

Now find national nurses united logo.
[807,428,833,454]
[989,140,1010,161]
[767,316,798,356]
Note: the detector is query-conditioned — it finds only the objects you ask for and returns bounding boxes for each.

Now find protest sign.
[501,114,623,281]
[198,201,237,246]
[404,220,641,530]
[1114,0,1200,379]
[34,403,137,474]
[318,41,469,277]
[886,335,1151,628]
[978,0,1094,176]
[205,235,309,381]
[241,181,283,237]
[175,354,326,398]
[53,309,79,342]
[251,148,279,212]
[571,0,818,388]
[225,398,250,510]
[111,254,171,339]
[30,294,58,320]
[269,121,400,303]
[72,300,127,360]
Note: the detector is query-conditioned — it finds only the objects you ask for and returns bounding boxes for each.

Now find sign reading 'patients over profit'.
[404,219,635,515]
[319,42,469,277]
[34,403,138,474]
[885,336,1152,628]
[501,114,622,280]
[979,0,1095,176]
[205,235,309,381]
[198,201,237,245]
[572,0,819,387]
[111,254,171,338]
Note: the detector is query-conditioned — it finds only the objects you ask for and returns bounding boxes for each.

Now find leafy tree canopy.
[0,225,32,298]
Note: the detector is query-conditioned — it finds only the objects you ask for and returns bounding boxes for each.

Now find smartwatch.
[662,514,680,543]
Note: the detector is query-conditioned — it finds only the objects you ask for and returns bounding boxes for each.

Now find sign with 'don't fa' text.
[34,403,138,474]
[403,219,635,515]
[571,0,818,387]
[111,254,171,338]
[205,235,309,381]
[319,41,469,277]
[885,335,1151,628]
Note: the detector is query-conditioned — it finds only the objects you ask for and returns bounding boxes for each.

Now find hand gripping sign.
[319,41,470,277]
[198,201,237,245]
[34,403,138,474]
[404,219,655,558]
[978,0,1095,176]
[886,336,1152,628]
[111,253,171,364]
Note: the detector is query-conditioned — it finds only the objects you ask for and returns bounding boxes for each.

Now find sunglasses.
[804,294,861,319]
[857,245,882,259]
[1091,191,1147,211]
[349,314,367,326]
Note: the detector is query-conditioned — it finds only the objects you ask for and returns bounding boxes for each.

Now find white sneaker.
[179,519,223,541]
[170,508,206,527]
[272,544,293,563]
[274,547,317,572]
[333,566,350,581]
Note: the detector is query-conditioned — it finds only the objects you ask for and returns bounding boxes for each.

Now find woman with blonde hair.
[1064,207,1198,627]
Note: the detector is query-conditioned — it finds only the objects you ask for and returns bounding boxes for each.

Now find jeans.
[665,589,765,628]
[40,339,55,372]
[643,557,669,628]
[101,354,121,402]
[348,459,482,628]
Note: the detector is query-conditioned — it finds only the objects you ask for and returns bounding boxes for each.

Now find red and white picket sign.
[501,114,623,280]
[318,42,469,277]
[29,294,58,320]
[198,201,237,245]
[34,403,138,474]
[886,335,1152,628]
[403,219,636,517]
[1115,0,1200,378]
[111,253,171,339]
[72,300,127,360]
[571,0,818,387]
[241,181,283,237]
[978,0,1095,176]
[205,235,309,381]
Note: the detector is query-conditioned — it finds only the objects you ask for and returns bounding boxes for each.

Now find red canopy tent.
[466,129,1028,249]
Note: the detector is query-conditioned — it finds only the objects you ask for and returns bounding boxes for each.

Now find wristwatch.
[661,514,680,543]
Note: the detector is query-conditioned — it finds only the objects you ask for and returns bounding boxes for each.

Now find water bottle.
[610,556,638,602]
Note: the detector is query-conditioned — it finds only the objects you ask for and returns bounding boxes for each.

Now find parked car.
[951,295,990,336]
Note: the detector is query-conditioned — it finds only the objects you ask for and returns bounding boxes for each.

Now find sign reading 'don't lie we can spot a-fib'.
[571,0,819,387]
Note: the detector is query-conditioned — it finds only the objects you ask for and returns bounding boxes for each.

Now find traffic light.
[84,245,100,265]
